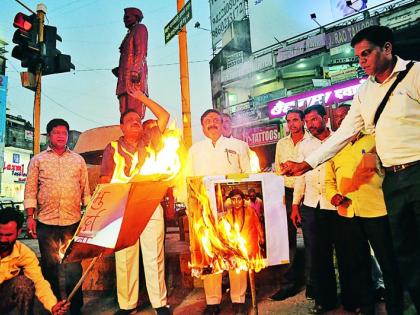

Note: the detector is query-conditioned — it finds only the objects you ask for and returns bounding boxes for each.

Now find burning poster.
[187,173,289,277]
[63,179,169,262]
[63,126,183,262]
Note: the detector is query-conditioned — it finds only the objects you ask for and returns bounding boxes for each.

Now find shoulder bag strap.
[373,60,415,126]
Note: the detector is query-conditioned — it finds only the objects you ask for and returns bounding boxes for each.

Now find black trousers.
[37,221,83,313]
[300,204,318,292]
[313,208,339,310]
[336,215,404,314]
[280,187,299,289]
[382,163,420,312]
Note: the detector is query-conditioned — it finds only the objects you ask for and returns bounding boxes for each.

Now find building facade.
[209,0,420,170]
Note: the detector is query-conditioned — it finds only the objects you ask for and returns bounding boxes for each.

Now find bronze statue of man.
[112,7,148,119]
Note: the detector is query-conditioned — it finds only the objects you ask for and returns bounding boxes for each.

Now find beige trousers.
[115,206,167,309]
[203,270,247,305]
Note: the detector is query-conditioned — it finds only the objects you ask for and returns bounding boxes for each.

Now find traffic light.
[11,12,40,71]
[41,25,75,75]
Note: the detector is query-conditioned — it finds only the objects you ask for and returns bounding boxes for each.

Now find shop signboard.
[268,77,366,119]
[210,0,247,49]
[277,33,326,62]
[1,147,32,201]
[380,4,420,29]
[326,17,378,49]
[329,67,358,84]
[330,43,352,56]
[0,75,7,170]
[221,53,272,83]
[226,51,244,69]
[253,89,287,106]
[245,125,280,147]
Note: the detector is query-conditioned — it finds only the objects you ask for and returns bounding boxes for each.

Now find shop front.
[233,123,282,171]
[1,147,31,202]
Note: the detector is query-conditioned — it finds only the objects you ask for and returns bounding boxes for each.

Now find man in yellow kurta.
[324,105,403,314]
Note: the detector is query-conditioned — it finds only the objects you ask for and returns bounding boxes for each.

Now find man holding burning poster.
[24,118,90,315]
[186,109,251,315]
[99,84,170,315]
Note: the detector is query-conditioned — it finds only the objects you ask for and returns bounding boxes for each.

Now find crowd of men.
[0,24,418,315]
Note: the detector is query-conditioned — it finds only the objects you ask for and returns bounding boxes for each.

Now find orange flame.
[110,125,182,184]
[249,149,260,173]
[188,179,265,278]
[58,239,72,262]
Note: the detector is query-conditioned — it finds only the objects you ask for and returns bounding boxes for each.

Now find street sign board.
[164,0,192,44]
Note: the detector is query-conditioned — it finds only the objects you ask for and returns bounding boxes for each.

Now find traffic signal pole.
[177,0,192,150]
[33,4,46,155]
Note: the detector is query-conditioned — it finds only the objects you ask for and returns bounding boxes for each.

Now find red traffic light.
[13,13,34,31]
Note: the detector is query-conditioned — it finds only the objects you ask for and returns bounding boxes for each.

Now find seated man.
[0,207,69,315]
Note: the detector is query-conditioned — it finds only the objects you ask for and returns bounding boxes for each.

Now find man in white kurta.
[186,109,251,315]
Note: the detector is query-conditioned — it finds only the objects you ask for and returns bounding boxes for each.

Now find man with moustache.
[186,109,251,315]
[280,25,420,312]
[100,85,170,315]
[24,118,90,315]
[0,208,70,315]
[270,109,309,301]
[291,105,338,314]
[112,7,148,119]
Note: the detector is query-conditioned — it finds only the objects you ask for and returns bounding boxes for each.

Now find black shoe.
[232,303,247,315]
[155,306,170,315]
[202,304,221,315]
[305,285,315,300]
[113,308,137,315]
[269,287,298,301]
[375,287,385,302]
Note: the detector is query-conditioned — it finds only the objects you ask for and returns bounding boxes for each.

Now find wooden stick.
[67,253,102,301]
[249,269,258,315]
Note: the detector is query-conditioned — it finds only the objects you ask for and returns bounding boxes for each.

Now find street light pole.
[177,0,192,150]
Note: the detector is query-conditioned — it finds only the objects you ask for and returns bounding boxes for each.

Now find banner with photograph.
[187,173,288,277]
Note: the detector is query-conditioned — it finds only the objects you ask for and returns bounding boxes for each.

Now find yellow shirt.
[324,134,387,218]
[0,241,57,311]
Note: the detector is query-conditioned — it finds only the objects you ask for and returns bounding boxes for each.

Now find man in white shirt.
[292,105,339,314]
[270,109,308,301]
[187,109,251,315]
[281,25,420,312]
